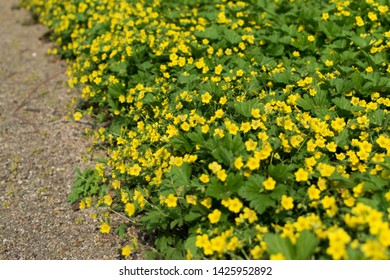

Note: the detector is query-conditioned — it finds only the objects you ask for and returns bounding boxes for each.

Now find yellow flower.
[73,111,82,121]
[321,195,336,209]
[219,96,227,104]
[250,245,264,259]
[246,157,260,170]
[227,236,241,251]
[133,190,145,209]
[325,60,333,67]
[355,16,364,27]
[245,138,258,151]
[240,122,251,133]
[112,179,121,189]
[195,234,210,248]
[215,64,223,75]
[164,194,178,208]
[210,236,226,254]
[215,109,224,118]
[100,222,111,234]
[85,197,91,208]
[263,177,276,191]
[317,163,335,177]
[125,203,136,216]
[129,164,141,176]
[307,185,321,200]
[270,252,286,260]
[295,168,309,182]
[200,174,210,183]
[243,207,258,223]
[251,108,261,118]
[227,198,243,213]
[281,195,294,210]
[366,66,373,73]
[234,157,244,170]
[307,35,315,42]
[367,12,377,21]
[326,242,347,260]
[201,124,209,134]
[201,197,212,209]
[103,195,112,206]
[290,135,304,148]
[226,121,239,135]
[385,191,390,202]
[186,195,197,205]
[236,69,244,77]
[208,161,222,173]
[79,200,85,210]
[361,240,387,259]
[216,169,227,182]
[322,12,329,21]
[181,122,190,131]
[121,246,132,258]
[208,209,222,224]
[292,51,300,57]
[201,92,212,103]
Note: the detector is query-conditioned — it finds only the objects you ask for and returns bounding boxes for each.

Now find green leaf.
[332,97,360,112]
[185,235,200,259]
[364,175,388,191]
[238,174,264,199]
[224,29,241,45]
[249,194,275,215]
[356,198,379,209]
[206,178,230,199]
[267,164,294,183]
[115,224,128,238]
[296,94,316,111]
[225,173,244,195]
[107,83,124,98]
[350,35,369,49]
[295,230,319,260]
[194,26,219,40]
[171,134,193,153]
[171,164,192,186]
[184,211,203,222]
[264,233,294,259]
[235,99,258,117]
[334,128,349,148]
[178,74,198,85]
[211,145,234,166]
[108,62,128,75]
[142,92,157,104]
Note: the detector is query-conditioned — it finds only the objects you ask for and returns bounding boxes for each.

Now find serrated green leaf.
[184,211,203,222]
[224,29,241,44]
[296,96,315,111]
[194,26,219,40]
[249,195,275,214]
[107,83,124,98]
[264,233,294,259]
[211,145,234,166]
[267,164,293,182]
[205,178,230,199]
[295,230,319,260]
[235,99,258,117]
[334,128,349,148]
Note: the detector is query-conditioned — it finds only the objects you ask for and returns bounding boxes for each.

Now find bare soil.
[0,0,136,259]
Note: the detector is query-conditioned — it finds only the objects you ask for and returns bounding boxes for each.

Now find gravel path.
[0,0,123,259]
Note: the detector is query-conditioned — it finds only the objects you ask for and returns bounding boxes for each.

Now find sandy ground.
[0,0,127,259]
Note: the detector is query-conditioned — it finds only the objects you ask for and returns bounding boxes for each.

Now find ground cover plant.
[21,0,390,260]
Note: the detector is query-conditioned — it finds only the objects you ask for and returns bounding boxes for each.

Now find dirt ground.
[0,0,131,259]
